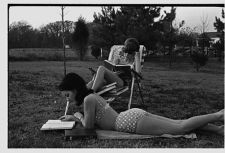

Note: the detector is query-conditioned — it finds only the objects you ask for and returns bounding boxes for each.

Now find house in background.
[195,32,223,56]
[196,32,222,48]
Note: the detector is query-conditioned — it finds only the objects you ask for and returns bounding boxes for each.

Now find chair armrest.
[131,69,143,79]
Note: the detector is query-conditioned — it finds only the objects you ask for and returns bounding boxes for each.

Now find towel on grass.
[96,130,197,139]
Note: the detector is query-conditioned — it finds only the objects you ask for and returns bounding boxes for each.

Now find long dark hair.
[58,73,93,106]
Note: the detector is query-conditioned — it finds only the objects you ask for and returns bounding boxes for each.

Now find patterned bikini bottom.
[114,108,148,133]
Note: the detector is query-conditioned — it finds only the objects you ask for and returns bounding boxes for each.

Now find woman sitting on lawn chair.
[59,72,224,136]
[86,38,141,92]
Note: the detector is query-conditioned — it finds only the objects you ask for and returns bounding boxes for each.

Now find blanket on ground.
[96,130,197,139]
[64,125,197,140]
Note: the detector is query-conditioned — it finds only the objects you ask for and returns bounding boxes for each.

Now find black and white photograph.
[3,0,224,150]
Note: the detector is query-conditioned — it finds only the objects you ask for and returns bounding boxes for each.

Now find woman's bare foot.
[219,109,224,122]
[217,125,224,136]
[215,109,224,122]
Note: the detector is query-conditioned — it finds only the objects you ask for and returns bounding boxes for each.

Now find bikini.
[94,94,110,125]
[93,94,147,133]
[114,108,148,133]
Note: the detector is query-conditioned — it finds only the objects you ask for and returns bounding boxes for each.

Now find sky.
[9,5,224,33]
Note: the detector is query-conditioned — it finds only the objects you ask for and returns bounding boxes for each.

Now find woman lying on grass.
[59,73,224,136]
[86,38,141,92]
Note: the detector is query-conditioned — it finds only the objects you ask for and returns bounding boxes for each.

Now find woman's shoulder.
[84,93,100,104]
[84,93,96,100]
[84,93,106,105]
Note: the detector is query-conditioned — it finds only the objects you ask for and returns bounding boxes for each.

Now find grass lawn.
[8,59,224,148]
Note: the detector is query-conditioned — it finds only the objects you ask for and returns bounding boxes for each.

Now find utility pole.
[169,19,173,67]
[61,6,66,76]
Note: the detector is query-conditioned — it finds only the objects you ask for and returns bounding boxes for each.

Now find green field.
[8,59,224,148]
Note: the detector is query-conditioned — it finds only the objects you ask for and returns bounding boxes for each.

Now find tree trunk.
[218,50,222,62]
[80,48,83,61]
[78,47,82,61]
[169,46,172,67]
[196,63,199,72]
[189,46,193,56]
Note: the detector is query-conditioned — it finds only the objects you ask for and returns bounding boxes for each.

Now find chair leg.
[137,81,144,105]
[134,75,144,105]
[128,77,135,109]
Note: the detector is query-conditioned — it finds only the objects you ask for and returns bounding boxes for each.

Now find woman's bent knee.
[98,66,106,72]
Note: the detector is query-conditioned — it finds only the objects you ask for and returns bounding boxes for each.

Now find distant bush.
[8,48,94,61]
[9,52,64,61]
[91,45,101,59]
[48,53,64,61]
[26,53,40,61]
[191,51,208,71]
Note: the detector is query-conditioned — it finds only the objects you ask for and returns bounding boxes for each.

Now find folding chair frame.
[127,69,144,109]
[91,45,147,109]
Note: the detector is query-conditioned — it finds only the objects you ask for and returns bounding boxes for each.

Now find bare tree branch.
[199,13,209,33]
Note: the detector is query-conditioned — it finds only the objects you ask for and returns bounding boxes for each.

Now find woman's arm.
[108,46,115,62]
[80,94,96,129]
[59,114,81,122]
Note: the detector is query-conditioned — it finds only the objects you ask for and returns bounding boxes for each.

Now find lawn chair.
[99,45,147,109]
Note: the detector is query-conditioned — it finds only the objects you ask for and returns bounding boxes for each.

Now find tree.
[177,27,198,56]
[213,9,224,62]
[160,7,178,66]
[72,17,89,61]
[117,6,162,50]
[191,50,208,72]
[39,21,62,48]
[214,9,224,32]
[9,21,35,48]
[198,33,211,54]
[93,6,163,50]
[8,20,75,49]
[199,13,210,53]
[199,13,209,34]
[63,20,75,46]
[93,6,117,49]
[91,45,101,59]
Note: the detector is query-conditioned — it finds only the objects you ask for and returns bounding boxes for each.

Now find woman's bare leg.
[143,113,224,135]
[86,73,97,89]
[91,66,124,92]
[178,110,224,133]
[198,124,224,135]
[136,110,224,135]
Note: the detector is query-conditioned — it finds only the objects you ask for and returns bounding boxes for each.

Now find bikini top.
[94,94,110,125]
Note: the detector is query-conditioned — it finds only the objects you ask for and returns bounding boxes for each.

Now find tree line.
[8,7,193,49]
[9,6,224,63]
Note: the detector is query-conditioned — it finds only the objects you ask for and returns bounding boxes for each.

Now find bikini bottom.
[114,108,148,133]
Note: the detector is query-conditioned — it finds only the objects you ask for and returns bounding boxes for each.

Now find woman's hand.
[113,58,120,65]
[74,112,84,120]
[59,115,80,122]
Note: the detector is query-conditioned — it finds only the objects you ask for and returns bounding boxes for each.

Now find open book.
[40,120,76,131]
[104,60,132,71]
[104,60,133,79]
